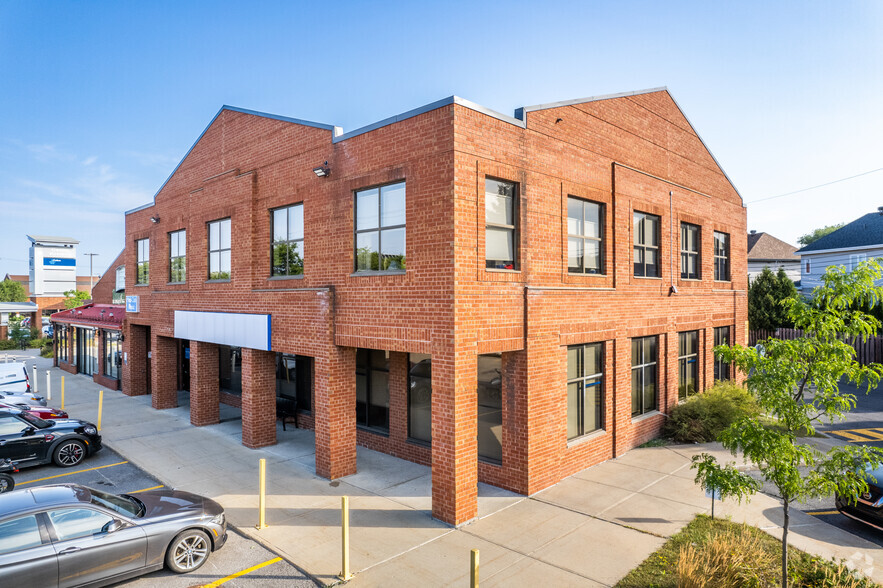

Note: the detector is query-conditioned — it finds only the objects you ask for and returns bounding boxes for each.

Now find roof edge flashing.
[519,87,669,114]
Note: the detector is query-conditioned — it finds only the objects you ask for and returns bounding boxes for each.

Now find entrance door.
[177,339,190,391]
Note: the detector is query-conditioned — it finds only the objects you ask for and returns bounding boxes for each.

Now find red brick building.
[121,88,747,525]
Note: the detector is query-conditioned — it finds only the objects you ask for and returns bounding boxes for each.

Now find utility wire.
[746,166,883,204]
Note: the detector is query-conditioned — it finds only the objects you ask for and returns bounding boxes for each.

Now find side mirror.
[103,519,124,533]
[22,427,35,436]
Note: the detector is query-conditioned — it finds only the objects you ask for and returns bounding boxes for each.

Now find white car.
[0,363,46,407]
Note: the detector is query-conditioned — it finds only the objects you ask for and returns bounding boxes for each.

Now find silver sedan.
[0,484,227,587]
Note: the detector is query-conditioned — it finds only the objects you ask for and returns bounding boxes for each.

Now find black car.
[0,407,102,469]
[0,484,227,587]
[836,464,883,531]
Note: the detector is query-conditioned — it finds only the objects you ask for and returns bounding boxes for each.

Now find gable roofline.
[797,243,883,256]
[127,88,743,214]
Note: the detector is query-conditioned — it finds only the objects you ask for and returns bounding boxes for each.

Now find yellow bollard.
[61,377,65,410]
[97,390,103,432]
[256,458,268,530]
[339,496,352,581]
[46,370,51,401]
[471,548,479,588]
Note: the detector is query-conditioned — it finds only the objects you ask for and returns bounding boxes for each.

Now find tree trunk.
[782,499,790,588]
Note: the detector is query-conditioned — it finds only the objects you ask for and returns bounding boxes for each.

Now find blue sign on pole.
[43,257,75,267]
[125,296,140,313]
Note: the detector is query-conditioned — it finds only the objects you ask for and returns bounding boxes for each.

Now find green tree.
[748,266,798,331]
[0,279,27,302]
[693,260,883,588]
[63,289,90,309]
[797,223,844,247]
[7,315,29,348]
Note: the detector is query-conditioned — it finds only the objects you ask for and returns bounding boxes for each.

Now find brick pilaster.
[151,334,178,409]
[122,324,149,397]
[190,341,219,426]
[314,346,357,479]
[241,348,276,449]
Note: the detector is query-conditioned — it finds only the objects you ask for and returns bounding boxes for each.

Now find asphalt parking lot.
[9,446,317,587]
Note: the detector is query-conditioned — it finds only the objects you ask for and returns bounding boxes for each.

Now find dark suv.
[0,407,102,468]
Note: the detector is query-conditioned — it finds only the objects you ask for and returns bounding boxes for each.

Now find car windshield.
[89,488,143,517]
[18,412,52,429]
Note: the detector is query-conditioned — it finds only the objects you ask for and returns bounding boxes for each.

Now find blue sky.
[1,1,881,278]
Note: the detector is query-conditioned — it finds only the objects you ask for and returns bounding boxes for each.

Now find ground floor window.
[714,326,731,381]
[219,346,242,395]
[104,331,121,380]
[56,326,68,363]
[356,349,390,432]
[76,328,98,376]
[567,343,603,440]
[678,331,699,401]
[276,353,312,412]
[477,353,503,463]
[408,353,431,444]
[631,336,658,417]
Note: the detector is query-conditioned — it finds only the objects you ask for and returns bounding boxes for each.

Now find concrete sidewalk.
[13,350,883,587]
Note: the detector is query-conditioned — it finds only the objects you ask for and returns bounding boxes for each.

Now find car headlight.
[83,426,97,435]
[210,513,225,526]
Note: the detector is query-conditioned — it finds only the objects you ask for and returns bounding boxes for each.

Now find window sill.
[350,270,406,277]
[478,456,502,467]
[631,410,662,423]
[567,428,607,448]
[633,276,662,280]
[679,278,702,282]
[485,268,521,273]
[167,281,186,286]
[406,437,431,449]
[205,279,231,284]
[133,283,149,287]
[567,271,607,277]
[356,425,390,437]
[268,274,304,281]
[713,280,732,284]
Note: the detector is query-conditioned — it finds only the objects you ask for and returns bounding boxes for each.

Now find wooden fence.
[748,328,883,366]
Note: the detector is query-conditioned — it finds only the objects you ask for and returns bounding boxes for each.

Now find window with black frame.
[485,178,518,270]
[271,204,304,276]
[680,223,700,280]
[567,343,603,440]
[355,182,406,272]
[136,238,149,284]
[56,327,68,363]
[169,230,186,283]
[477,353,503,463]
[208,218,231,280]
[714,231,730,281]
[356,349,390,432]
[567,197,604,274]
[218,345,242,394]
[633,212,660,277]
[276,353,312,412]
[408,353,431,443]
[104,331,121,380]
[678,331,698,400]
[714,326,731,381]
[631,336,658,416]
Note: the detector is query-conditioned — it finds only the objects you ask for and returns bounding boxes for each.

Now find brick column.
[388,352,409,444]
[431,346,478,526]
[122,324,148,397]
[241,348,276,449]
[663,331,678,414]
[190,341,219,427]
[614,336,632,457]
[151,334,178,409]
[314,346,356,479]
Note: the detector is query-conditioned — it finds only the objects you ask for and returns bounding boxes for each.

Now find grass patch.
[639,438,670,448]
[616,514,878,588]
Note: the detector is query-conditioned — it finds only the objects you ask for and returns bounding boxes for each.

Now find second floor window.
[568,197,604,274]
[355,182,406,272]
[485,178,517,270]
[634,212,660,277]
[169,230,186,283]
[136,238,149,284]
[714,231,730,281]
[272,204,304,276]
[114,266,125,292]
[680,223,700,280]
[208,218,231,280]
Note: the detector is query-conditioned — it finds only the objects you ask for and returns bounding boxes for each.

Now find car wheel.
[0,474,13,493]
[52,439,86,467]
[166,529,211,573]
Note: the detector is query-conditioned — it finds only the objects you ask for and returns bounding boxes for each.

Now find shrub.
[663,382,760,443]
[676,522,777,587]
[0,339,17,350]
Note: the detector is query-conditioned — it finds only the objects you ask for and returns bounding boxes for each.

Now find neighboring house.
[746,231,800,283]
[0,301,39,339]
[797,210,883,292]
[120,88,747,525]
[90,250,125,305]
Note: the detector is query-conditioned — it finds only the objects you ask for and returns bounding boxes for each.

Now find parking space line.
[827,429,882,442]
[807,510,840,516]
[201,556,283,587]
[16,461,129,486]
[129,485,164,493]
